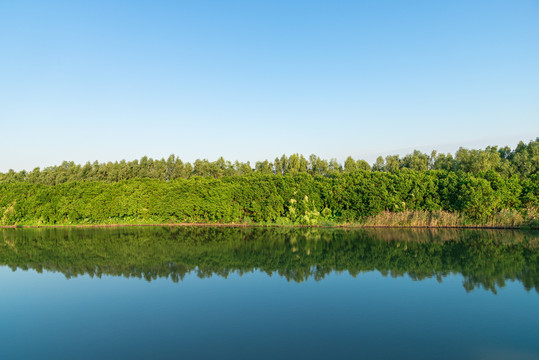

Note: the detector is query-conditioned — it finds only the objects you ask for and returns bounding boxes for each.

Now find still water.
[0,227,538,359]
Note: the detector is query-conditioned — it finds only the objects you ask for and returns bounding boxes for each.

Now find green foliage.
[0,138,537,226]
[0,170,537,226]
[1,138,536,185]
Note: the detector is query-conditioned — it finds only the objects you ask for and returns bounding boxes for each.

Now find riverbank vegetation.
[0,139,537,228]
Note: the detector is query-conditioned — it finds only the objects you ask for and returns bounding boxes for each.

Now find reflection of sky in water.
[1,267,537,360]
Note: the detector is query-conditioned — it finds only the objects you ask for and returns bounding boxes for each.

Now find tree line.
[0,138,537,185]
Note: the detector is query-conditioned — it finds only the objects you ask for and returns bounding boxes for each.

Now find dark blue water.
[0,227,538,359]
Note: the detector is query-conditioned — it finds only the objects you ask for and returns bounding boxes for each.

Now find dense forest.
[0,139,537,227]
[1,227,537,293]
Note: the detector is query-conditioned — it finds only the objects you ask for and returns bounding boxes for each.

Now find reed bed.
[361,210,462,227]
[360,209,539,228]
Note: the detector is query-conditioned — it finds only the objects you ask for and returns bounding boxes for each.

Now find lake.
[0,227,538,359]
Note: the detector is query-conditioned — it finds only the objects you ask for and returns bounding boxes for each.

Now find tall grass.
[361,210,461,227]
[359,210,539,228]
[484,209,524,228]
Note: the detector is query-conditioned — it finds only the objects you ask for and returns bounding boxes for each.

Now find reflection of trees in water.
[1,227,538,293]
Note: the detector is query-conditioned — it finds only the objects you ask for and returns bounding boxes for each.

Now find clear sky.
[1,0,538,171]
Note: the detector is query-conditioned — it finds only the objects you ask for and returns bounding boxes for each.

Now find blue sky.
[1,0,538,171]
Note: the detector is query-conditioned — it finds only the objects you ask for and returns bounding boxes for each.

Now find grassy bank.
[1,209,538,229]
[358,209,539,229]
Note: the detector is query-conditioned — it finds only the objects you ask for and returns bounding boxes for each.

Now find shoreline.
[0,223,536,230]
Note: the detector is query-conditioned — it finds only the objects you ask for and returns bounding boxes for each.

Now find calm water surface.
[1,227,538,359]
